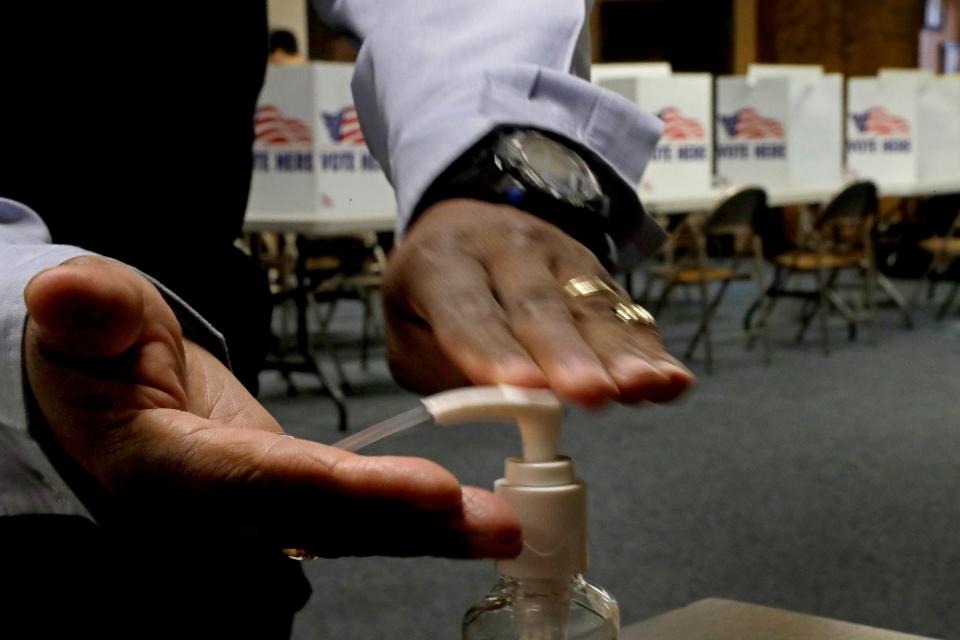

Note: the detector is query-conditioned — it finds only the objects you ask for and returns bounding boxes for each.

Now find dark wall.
[757,0,925,75]
[598,0,735,74]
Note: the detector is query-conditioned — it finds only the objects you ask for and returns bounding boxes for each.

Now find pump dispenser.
[423,385,619,640]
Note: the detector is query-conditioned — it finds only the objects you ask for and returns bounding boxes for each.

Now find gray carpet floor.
[259,278,960,639]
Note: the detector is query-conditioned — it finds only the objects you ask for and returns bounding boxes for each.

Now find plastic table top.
[242,179,960,234]
[622,599,932,640]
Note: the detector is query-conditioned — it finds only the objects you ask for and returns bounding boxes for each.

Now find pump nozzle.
[425,385,585,580]
[331,384,585,582]
[332,385,562,457]
[422,385,563,463]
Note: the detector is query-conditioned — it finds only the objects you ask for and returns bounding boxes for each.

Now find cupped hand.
[23,256,520,559]
[383,199,694,407]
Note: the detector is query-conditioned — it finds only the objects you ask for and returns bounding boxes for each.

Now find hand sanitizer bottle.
[422,385,619,640]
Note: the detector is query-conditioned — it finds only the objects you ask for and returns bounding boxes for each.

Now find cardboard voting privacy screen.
[846,76,918,184]
[918,76,960,181]
[788,73,843,188]
[594,71,712,196]
[747,64,825,85]
[248,63,395,216]
[591,62,672,83]
[878,68,935,83]
[634,74,712,197]
[746,65,843,189]
[715,76,791,188]
[716,73,843,190]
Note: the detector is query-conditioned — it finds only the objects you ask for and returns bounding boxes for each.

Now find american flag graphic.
[718,107,785,140]
[850,106,910,136]
[657,107,705,141]
[322,106,365,145]
[255,105,312,145]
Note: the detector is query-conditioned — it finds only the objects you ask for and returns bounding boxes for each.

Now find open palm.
[23,256,520,559]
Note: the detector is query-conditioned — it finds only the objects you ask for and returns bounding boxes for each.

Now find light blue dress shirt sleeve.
[0,199,231,516]
[313,0,666,261]
[0,199,228,435]
[0,199,91,434]
[0,199,98,516]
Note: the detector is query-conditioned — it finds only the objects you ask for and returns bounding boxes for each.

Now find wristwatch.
[413,128,615,265]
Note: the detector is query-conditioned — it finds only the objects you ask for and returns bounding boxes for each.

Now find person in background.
[269,28,308,65]
[0,2,693,636]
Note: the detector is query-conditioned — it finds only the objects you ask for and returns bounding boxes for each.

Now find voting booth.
[846,74,920,184]
[918,76,960,182]
[591,62,672,83]
[848,69,960,185]
[248,63,396,218]
[634,75,712,197]
[716,67,843,190]
[593,66,713,197]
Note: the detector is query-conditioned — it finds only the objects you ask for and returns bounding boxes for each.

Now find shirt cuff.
[390,66,666,264]
[1,255,230,435]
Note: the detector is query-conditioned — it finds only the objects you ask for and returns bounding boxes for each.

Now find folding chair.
[751,180,880,356]
[644,186,769,372]
[914,202,960,319]
[295,234,387,385]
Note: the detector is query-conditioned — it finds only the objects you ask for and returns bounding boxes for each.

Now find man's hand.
[384,199,694,407]
[23,256,520,558]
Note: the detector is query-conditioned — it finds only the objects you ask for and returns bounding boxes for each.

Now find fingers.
[487,254,618,407]
[386,200,694,406]
[292,486,521,559]
[554,266,694,404]
[23,256,190,455]
[575,315,693,404]
[388,248,547,389]
[24,256,148,359]
[118,416,521,559]
[382,309,473,394]
[492,251,691,405]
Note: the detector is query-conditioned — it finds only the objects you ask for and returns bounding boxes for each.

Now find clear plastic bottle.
[463,574,619,640]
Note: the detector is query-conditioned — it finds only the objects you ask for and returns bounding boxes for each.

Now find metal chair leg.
[639,270,656,306]
[757,292,773,365]
[746,288,784,350]
[938,281,960,319]
[652,279,678,317]
[315,299,352,395]
[622,270,635,300]
[360,289,373,371]
[686,279,732,364]
[287,287,350,430]
[876,274,913,329]
[823,288,858,341]
[697,278,714,373]
[864,264,877,344]
[796,297,820,344]
[745,266,787,340]
[815,262,831,356]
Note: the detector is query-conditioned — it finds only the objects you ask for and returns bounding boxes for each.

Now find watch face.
[498,131,603,206]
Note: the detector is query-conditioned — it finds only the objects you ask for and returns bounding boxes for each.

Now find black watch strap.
[411,128,620,267]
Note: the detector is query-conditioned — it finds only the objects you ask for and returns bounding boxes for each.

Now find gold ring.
[282,548,318,561]
[612,301,656,326]
[563,275,618,299]
[564,276,657,329]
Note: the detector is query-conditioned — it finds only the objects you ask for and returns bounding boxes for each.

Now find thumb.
[24,256,147,359]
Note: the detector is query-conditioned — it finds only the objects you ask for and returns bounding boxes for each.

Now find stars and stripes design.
[657,107,705,141]
[322,105,365,145]
[718,107,785,140]
[254,105,312,145]
[850,106,910,136]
